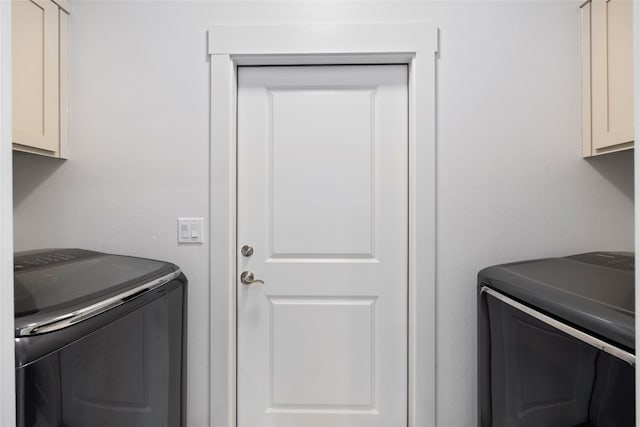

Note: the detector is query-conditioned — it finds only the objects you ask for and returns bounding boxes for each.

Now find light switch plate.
[177,218,204,244]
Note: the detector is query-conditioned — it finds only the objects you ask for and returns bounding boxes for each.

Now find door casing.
[208,23,438,427]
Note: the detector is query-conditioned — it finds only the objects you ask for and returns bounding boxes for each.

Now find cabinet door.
[12,0,60,155]
[591,0,634,152]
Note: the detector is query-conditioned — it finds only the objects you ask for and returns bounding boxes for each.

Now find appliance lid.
[478,251,635,352]
[14,249,179,336]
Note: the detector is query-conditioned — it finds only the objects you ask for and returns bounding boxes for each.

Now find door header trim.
[208,23,438,57]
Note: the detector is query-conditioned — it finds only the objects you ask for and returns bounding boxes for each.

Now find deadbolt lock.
[241,245,254,257]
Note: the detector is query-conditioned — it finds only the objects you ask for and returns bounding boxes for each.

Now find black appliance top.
[14,249,179,337]
[478,251,635,352]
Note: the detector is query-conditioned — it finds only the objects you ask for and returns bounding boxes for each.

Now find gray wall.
[13,2,634,426]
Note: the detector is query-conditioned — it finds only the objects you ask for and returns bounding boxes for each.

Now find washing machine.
[14,248,187,427]
[478,252,634,427]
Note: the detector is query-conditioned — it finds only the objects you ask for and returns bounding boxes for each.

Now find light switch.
[180,223,190,240]
[177,218,204,244]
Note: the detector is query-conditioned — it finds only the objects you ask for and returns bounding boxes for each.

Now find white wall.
[13,2,635,426]
[634,1,640,425]
[1,1,15,426]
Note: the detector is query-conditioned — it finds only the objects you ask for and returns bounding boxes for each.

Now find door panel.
[237,65,408,427]
[270,88,374,258]
[269,297,375,409]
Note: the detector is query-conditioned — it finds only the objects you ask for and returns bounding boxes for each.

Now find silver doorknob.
[241,271,264,285]
[241,245,254,257]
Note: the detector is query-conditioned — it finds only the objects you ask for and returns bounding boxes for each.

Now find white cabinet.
[581,0,634,157]
[12,0,69,158]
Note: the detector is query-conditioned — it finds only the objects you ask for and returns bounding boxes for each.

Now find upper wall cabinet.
[12,0,69,158]
[581,0,634,157]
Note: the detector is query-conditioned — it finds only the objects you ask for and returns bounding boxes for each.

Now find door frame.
[208,23,438,427]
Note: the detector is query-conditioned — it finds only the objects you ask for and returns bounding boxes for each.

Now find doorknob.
[241,271,264,285]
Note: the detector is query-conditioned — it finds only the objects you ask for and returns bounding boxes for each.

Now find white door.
[237,65,408,427]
